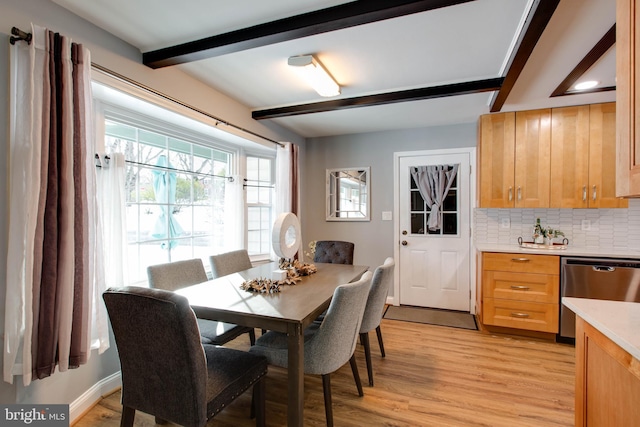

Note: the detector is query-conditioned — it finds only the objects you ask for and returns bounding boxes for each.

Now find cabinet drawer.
[483,270,559,303]
[482,252,559,274]
[483,298,558,333]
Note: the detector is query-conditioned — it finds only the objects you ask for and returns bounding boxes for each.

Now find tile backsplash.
[474,199,640,252]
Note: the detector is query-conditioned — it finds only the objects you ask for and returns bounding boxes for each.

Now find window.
[94,81,275,284]
[246,156,275,257]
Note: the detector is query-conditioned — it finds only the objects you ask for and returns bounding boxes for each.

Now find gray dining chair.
[147,258,255,346]
[313,240,355,264]
[103,286,267,427]
[249,271,373,427]
[359,257,395,386]
[209,249,253,278]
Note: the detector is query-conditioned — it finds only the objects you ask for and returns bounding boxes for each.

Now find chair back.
[304,271,372,375]
[313,240,355,264]
[360,257,395,333]
[147,259,207,291]
[103,286,208,427]
[209,249,252,278]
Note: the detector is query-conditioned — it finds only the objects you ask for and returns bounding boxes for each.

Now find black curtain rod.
[9,26,285,149]
[10,27,32,45]
[95,154,234,182]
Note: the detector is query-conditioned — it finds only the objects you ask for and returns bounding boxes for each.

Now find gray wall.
[0,0,300,409]
[303,123,477,293]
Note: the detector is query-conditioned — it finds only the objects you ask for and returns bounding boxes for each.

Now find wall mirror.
[326,167,370,221]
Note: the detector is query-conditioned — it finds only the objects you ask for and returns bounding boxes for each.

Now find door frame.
[391,148,477,314]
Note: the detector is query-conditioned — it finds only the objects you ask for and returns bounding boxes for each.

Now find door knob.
[401,240,408,246]
[402,230,408,235]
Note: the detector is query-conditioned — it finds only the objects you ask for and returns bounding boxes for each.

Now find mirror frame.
[326,167,370,222]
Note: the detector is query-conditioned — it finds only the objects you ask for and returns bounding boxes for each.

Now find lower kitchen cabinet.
[575,316,640,426]
[482,252,559,333]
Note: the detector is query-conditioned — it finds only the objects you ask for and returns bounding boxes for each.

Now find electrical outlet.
[500,218,510,229]
[581,220,591,231]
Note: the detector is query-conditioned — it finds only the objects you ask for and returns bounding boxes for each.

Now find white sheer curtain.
[275,143,293,215]
[410,164,459,231]
[94,153,128,353]
[224,175,244,250]
[4,23,46,385]
[274,142,302,260]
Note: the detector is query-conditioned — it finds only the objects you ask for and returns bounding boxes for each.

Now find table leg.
[287,323,304,427]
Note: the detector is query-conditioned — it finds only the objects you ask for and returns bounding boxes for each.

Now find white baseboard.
[70,372,121,424]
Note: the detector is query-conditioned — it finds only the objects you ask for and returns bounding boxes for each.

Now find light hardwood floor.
[73,319,575,427]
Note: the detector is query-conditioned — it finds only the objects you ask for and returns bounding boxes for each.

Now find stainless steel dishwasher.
[560,257,640,341]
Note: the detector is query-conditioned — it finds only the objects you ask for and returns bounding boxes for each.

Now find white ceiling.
[51,0,616,138]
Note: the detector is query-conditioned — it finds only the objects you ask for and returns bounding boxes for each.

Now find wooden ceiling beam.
[489,0,561,112]
[252,78,503,120]
[143,0,474,68]
[550,24,616,97]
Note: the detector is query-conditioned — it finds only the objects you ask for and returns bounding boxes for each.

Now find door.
[397,151,471,311]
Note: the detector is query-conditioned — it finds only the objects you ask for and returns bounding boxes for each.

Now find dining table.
[175,260,369,427]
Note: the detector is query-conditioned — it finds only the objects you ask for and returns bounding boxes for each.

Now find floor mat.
[383,305,477,330]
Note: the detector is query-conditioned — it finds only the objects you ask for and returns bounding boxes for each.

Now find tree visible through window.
[104,118,233,283]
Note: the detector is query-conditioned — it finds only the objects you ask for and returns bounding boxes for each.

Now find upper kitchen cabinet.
[590,103,628,208]
[616,0,640,197]
[550,105,590,208]
[478,110,551,208]
[480,103,626,209]
[478,112,516,207]
[514,109,552,208]
[550,103,626,208]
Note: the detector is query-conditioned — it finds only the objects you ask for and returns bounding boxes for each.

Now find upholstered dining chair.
[209,249,253,278]
[249,271,373,427]
[208,249,264,336]
[359,257,395,386]
[103,286,267,427]
[147,258,256,346]
[313,240,355,264]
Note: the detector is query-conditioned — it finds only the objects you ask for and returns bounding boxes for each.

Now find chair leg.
[322,374,333,427]
[349,354,364,397]
[360,332,374,386]
[120,406,135,427]
[376,325,386,358]
[249,329,256,346]
[252,377,266,427]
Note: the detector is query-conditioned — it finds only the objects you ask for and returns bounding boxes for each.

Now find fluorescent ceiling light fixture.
[574,80,599,90]
[288,55,340,97]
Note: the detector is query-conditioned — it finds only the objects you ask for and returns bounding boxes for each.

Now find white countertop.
[562,297,640,360]
[475,243,640,259]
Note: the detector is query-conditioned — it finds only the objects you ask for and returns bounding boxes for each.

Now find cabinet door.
[616,0,640,197]
[478,113,515,207]
[550,106,590,208]
[590,103,628,207]
[515,109,551,207]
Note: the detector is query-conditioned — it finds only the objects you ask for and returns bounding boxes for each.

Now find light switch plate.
[382,211,392,221]
[500,218,510,228]
[581,220,591,231]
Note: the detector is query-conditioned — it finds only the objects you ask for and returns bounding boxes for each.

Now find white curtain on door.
[410,164,459,231]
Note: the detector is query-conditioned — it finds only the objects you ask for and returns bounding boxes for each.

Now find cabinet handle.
[508,186,513,202]
[517,186,521,201]
[510,285,530,290]
[510,258,530,263]
[510,312,530,318]
[592,185,597,201]
[582,185,587,201]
